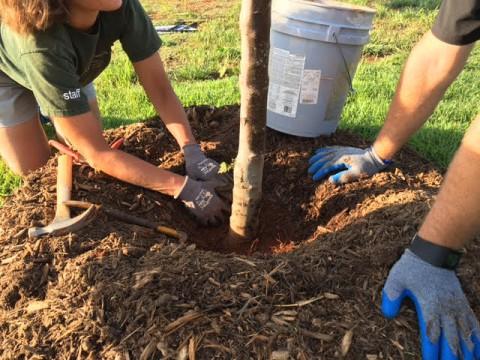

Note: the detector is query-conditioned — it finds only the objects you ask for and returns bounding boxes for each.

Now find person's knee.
[7,150,50,177]
[0,116,51,176]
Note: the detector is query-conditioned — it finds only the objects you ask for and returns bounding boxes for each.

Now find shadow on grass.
[386,0,441,10]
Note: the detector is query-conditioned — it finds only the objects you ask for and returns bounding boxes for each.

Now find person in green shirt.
[0,0,230,226]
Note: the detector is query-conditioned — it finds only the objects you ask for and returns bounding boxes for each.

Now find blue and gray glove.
[308,146,390,184]
[183,144,220,181]
[382,250,480,359]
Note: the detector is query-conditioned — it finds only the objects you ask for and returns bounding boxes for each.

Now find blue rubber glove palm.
[382,250,480,359]
[183,144,219,181]
[308,146,389,184]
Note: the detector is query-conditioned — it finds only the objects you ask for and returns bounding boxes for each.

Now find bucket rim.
[285,0,376,14]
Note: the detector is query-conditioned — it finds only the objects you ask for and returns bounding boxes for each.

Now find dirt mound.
[0,105,479,359]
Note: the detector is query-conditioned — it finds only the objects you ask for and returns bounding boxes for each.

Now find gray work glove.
[208,172,234,203]
[308,146,391,184]
[175,176,230,226]
[382,250,480,359]
[183,144,219,181]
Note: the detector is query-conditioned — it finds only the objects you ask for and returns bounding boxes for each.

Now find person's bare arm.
[373,31,474,160]
[53,111,184,196]
[418,115,480,250]
[309,31,474,184]
[133,52,196,149]
[381,115,480,359]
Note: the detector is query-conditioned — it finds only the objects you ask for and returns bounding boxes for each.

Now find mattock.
[28,155,97,238]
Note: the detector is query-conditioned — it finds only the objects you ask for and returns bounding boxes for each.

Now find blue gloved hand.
[382,250,480,359]
[308,146,390,184]
[183,144,220,181]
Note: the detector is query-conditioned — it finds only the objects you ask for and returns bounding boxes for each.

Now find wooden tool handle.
[64,200,184,240]
[155,226,181,239]
[102,207,185,240]
[63,200,185,241]
[55,155,73,221]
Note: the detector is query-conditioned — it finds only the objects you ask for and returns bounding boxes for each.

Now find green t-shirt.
[0,0,161,117]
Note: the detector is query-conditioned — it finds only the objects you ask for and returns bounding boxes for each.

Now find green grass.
[95,2,241,127]
[1,0,478,195]
[340,0,479,168]
[0,162,20,202]
[341,49,480,167]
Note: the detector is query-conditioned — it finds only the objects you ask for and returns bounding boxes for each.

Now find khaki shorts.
[0,70,96,128]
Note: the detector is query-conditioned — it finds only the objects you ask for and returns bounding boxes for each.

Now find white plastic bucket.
[267,0,376,137]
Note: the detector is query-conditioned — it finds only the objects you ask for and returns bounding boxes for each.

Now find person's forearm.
[134,54,196,149]
[418,116,480,250]
[149,88,196,148]
[373,31,473,160]
[53,109,186,197]
[89,148,185,196]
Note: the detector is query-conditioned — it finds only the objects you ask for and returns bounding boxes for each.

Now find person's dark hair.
[0,0,69,34]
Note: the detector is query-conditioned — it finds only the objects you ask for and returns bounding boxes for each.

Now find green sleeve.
[120,0,162,62]
[21,50,90,118]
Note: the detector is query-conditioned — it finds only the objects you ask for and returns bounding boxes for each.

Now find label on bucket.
[268,48,305,118]
[300,70,321,105]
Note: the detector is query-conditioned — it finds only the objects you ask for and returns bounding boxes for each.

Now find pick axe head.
[28,205,97,238]
[28,155,96,239]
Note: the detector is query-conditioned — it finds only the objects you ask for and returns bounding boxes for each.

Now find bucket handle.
[332,32,355,95]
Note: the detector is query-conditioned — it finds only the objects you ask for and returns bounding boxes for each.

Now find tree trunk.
[229,0,271,242]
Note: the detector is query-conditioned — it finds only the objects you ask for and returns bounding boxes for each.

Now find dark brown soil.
[0,105,479,359]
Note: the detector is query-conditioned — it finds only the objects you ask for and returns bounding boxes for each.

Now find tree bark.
[229,0,271,242]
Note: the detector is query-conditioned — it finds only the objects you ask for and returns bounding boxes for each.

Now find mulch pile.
[0,105,479,359]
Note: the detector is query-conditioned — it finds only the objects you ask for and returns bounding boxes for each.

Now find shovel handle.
[55,155,73,221]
